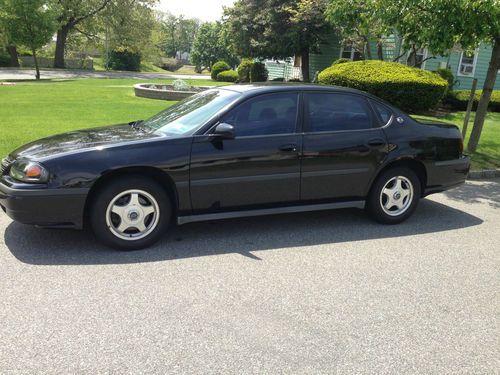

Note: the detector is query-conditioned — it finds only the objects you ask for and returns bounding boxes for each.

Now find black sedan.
[0,84,470,250]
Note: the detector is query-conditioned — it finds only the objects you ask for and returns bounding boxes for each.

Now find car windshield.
[143,88,239,136]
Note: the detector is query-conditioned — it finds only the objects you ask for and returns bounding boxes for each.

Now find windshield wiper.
[128,120,144,129]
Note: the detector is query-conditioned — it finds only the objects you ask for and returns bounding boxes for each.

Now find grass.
[0,78,498,170]
[413,112,500,170]
[0,78,227,157]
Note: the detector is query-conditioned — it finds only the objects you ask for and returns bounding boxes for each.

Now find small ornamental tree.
[1,0,58,80]
[371,0,500,152]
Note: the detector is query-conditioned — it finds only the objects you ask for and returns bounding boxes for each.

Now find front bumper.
[0,176,89,229]
[424,156,471,196]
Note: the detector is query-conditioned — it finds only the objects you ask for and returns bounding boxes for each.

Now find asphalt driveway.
[0,180,498,374]
[0,68,209,81]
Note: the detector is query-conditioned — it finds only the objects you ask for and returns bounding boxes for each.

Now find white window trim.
[404,48,428,69]
[340,45,357,60]
[457,50,478,77]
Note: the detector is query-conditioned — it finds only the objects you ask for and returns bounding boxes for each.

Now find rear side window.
[222,93,298,137]
[305,93,373,132]
[371,100,393,125]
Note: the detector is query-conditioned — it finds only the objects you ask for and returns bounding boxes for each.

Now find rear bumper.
[424,156,471,196]
[0,177,88,229]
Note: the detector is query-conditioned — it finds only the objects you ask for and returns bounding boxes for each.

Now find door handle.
[367,139,386,147]
[279,144,298,153]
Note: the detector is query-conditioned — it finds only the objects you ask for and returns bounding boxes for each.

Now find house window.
[458,51,477,77]
[340,45,362,61]
[407,48,427,69]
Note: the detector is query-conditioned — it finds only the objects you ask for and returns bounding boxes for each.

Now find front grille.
[1,158,12,175]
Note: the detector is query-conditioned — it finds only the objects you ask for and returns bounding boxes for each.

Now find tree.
[190,21,238,70]
[158,12,200,58]
[372,0,500,152]
[225,0,331,81]
[53,0,112,68]
[325,0,388,61]
[1,0,58,79]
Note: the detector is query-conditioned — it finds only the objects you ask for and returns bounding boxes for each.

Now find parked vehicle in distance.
[0,84,470,250]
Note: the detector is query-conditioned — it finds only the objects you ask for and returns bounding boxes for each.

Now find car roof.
[218,83,361,95]
[216,83,402,112]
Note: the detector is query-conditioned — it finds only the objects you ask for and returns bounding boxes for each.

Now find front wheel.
[90,176,172,250]
[366,168,421,224]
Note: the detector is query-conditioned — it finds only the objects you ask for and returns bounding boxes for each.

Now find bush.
[173,79,191,91]
[0,54,11,67]
[445,90,500,112]
[237,59,253,83]
[435,68,455,96]
[159,57,183,71]
[217,70,238,82]
[108,48,141,71]
[272,77,285,82]
[211,60,231,80]
[331,58,352,66]
[250,61,268,82]
[318,60,448,112]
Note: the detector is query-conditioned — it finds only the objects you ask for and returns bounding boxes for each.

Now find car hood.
[9,123,164,161]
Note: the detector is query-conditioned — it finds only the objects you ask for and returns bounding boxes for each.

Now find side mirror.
[212,123,235,139]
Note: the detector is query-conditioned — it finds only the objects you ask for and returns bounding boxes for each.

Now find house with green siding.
[265,33,500,91]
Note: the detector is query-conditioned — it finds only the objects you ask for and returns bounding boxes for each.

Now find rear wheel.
[90,176,171,250]
[367,167,421,224]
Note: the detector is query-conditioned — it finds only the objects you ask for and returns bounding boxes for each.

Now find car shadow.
[5,198,483,266]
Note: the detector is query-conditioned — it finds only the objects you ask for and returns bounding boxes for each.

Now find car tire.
[90,176,172,250]
[366,167,421,224]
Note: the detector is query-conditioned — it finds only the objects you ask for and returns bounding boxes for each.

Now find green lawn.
[0,78,498,170]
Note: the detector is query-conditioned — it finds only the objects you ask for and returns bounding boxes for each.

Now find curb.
[467,169,500,180]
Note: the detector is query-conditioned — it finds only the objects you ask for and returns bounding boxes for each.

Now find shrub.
[318,60,448,112]
[0,54,11,67]
[331,58,352,66]
[159,57,183,71]
[250,61,268,82]
[211,60,231,80]
[217,70,238,82]
[435,68,455,96]
[173,79,191,91]
[445,90,500,112]
[237,59,253,83]
[108,48,141,71]
[272,77,285,82]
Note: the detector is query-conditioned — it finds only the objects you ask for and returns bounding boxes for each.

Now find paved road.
[0,68,209,81]
[0,180,498,374]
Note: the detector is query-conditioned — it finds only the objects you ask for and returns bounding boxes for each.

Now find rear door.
[189,92,301,212]
[301,92,388,202]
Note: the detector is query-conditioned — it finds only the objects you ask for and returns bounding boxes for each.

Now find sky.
[156,0,236,21]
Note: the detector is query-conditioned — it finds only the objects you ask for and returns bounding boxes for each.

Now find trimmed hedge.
[446,90,500,112]
[250,61,268,82]
[217,70,238,82]
[211,61,231,81]
[318,60,448,112]
[108,49,141,71]
[237,59,253,83]
[331,58,351,66]
[0,54,12,67]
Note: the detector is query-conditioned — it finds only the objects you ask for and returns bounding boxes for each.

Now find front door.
[301,92,388,202]
[190,92,301,213]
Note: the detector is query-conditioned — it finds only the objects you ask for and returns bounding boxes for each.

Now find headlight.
[9,160,49,183]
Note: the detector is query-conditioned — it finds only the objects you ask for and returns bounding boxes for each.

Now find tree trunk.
[54,25,71,68]
[467,37,500,152]
[377,39,384,61]
[364,37,372,60]
[300,47,310,82]
[32,47,40,80]
[6,45,20,67]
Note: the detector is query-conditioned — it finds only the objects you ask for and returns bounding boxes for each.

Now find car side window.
[371,100,393,125]
[305,93,373,132]
[222,93,298,137]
